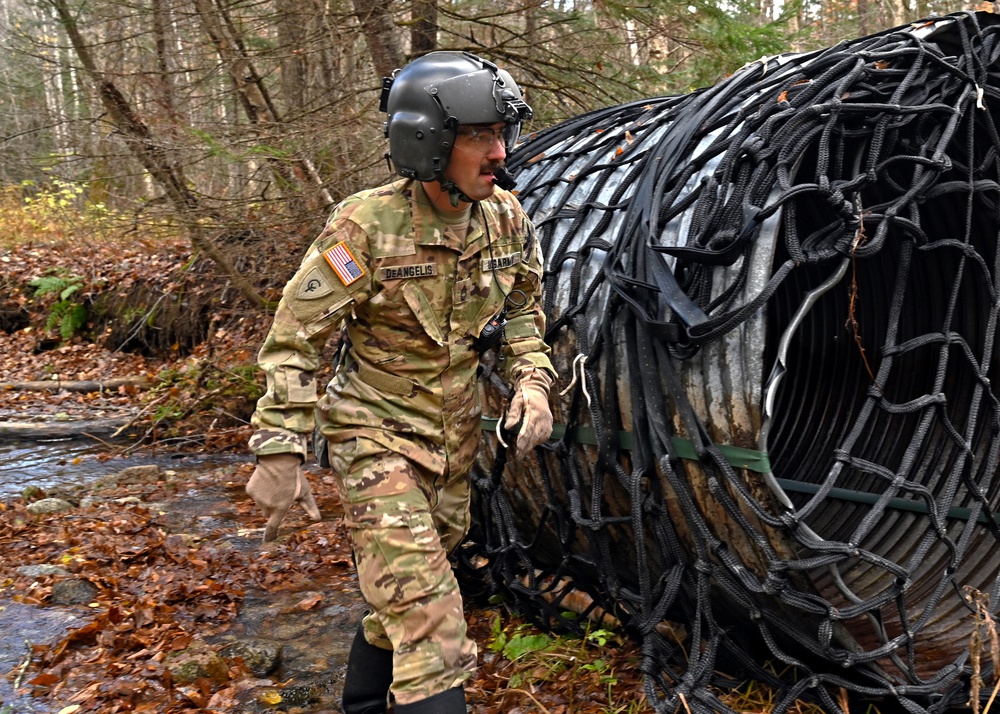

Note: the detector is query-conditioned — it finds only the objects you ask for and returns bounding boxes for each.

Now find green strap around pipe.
[480,417,771,473]
[482,418,1000,525]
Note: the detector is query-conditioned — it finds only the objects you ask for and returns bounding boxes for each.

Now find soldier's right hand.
[246,453,322,542]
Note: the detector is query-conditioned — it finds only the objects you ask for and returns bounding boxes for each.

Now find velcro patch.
[323,241,365,286]
[481,252,521,272]
[378,263,438,281]
[296,268,335,300]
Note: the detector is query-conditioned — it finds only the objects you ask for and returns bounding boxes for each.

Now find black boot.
[393,686,466,713]
[341,622,394,714]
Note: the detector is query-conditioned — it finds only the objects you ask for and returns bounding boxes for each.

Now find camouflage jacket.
[249,179,554,471]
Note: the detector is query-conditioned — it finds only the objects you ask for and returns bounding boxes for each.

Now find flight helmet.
[380,51,533,182]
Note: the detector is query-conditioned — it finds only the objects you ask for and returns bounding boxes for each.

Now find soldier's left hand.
[504,367,554,455]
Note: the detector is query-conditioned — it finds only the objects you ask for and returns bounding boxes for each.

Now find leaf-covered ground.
[0,452,650,713]
[0,238,653,713]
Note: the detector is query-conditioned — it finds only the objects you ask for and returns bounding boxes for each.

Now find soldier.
[245,51,556,714]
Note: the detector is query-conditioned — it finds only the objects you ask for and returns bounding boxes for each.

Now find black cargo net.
[464,11,1000,714]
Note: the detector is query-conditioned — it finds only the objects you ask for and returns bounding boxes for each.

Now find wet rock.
[50,578,99,605]
[221,640,282,677]
[263,682,320,708]
[20,485,45,501]
[322,604,349,618]
[26,497,73,515]
[255,612,316,641]
[205,587,362,711]
[16,564,70,578]
[92,464,162,490]
[118,464,163,483]
[165,641,229,685]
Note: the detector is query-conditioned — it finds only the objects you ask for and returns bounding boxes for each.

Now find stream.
[0,433,368,713]
[0,435,246,499]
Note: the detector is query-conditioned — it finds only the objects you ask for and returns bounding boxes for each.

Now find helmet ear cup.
[386,110,455,182]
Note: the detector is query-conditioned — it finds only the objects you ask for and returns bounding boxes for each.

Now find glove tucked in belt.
[503,367,554,455]
[246,453,322,542]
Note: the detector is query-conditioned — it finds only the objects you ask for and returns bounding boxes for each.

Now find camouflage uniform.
[249,178,554,704]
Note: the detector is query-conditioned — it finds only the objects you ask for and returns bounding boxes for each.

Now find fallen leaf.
[30,673,61,686]
[258,689,283,704]
[296,592,323,610]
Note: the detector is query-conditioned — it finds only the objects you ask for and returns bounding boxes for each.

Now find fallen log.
[0,418,135,438]
[0,377,150,394]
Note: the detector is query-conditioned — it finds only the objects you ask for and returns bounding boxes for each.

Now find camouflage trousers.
[328,436,478,705]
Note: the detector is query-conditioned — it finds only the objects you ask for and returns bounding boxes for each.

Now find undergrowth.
[28,267,91,340]
[0,179,179,248]
[477,609,647,713]
[478,609,871,714]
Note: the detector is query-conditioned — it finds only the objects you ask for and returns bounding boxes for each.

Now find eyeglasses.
[455,125,519,154]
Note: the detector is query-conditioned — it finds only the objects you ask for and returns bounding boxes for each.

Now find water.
[0,436,244,498]
[0,434,365,713]
[0,602,92,713]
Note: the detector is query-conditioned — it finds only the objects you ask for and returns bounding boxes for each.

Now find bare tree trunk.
[759,0,774,23]
[151,0,177,120]
[787,7,801,48]
[277,0,307,113]
[34,3,69,157]
[524,0,537,42]
[858,0,870,36]
[193,0,320,201]
[891,0,911,25]
[411,0,437,55]
[208,0,283,123]
[45,0,265,309]
[352,0,404,80]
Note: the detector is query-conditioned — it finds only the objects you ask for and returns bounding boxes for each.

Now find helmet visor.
[501,121,522,152]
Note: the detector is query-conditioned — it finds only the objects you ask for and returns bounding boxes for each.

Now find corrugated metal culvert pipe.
[467,11,1000,714]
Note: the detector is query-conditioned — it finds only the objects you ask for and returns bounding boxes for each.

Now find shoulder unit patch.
[296,267,335,299]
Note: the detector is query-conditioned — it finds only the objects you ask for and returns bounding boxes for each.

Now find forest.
[0,0,988,303]
[1,1,998,713]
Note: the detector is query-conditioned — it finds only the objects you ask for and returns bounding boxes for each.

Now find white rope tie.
[558,354,591,409]
[496,413,509,449]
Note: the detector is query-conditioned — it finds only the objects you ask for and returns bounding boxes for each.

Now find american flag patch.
[323,241,364,286]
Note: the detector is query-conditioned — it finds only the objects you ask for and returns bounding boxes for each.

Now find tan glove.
[246,453,322,542]
[504,367,554,455]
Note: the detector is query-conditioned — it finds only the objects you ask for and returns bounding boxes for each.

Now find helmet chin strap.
[439,178,473,207]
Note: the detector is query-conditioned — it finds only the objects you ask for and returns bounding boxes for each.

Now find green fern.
[29,269,88,341]
[46,302,88,340]
[29,274,76,297]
